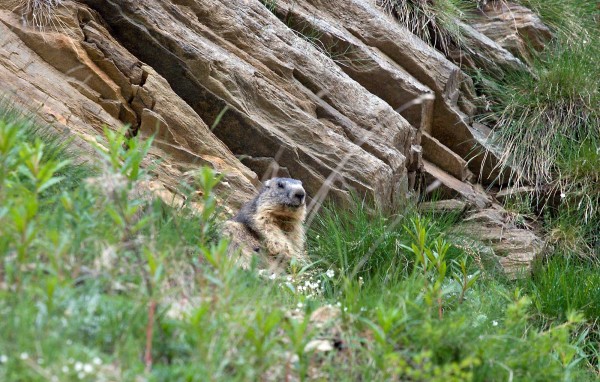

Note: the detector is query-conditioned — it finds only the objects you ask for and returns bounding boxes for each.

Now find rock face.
[471,1,552,63]
[77,0,419,209]
[0,2,257,210]
[0,0,512,208]
[0,0,550,273]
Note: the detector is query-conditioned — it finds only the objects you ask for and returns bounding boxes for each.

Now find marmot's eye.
[277,181,285,189]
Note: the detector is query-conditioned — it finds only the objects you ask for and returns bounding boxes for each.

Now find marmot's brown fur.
[224,177,307,272]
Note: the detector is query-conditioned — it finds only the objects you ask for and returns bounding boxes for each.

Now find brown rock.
[0,3,257,211]
[471,2,552,63]
[420,199,468,215]
[496,186,537,203]
[313,0,506,184]
[448,20,527,74]
[421,132,469,181]
[273,0,434,134]
[422,161,492,209]
[459,206,545,278]
[80,0,419,209]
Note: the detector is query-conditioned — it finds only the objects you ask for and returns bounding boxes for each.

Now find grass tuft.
[380,0,478,54]
[18,0,65,31]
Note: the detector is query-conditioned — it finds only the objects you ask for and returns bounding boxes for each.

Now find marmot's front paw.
[266,241,292,256]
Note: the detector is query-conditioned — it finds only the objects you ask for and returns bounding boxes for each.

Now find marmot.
[224,177,308,272]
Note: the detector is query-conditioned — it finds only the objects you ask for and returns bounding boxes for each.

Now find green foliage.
[1,108,598,380]
[308,197,465,283]
[260,0,277,13]
[528,256,600,322]
[479,37,599,187]
[0,104,92,194]
[521,255,600,375]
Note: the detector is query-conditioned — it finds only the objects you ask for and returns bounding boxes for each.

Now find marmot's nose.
[293,189,305,202]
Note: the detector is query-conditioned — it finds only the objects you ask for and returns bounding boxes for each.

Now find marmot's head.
[257,177,306,220]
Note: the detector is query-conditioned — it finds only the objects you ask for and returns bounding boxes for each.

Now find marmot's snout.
[289,187,306,206]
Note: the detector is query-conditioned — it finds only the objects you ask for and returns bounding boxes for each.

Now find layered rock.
[1,0,516,209]
[459,206,545,278]
[78,0,419,209]
[0,3,258,210]
[471,1,552,63]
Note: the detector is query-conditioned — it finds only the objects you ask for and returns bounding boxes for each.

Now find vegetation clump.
[475,0,599,259]
[1,105,598,380]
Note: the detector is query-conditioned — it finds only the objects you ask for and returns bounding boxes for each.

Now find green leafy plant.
[1,102,598,380]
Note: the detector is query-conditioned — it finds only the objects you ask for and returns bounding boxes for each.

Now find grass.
[515,0,599,35]
[523,255,600,376]
[308,196,467,281]
[1,104,599,380]
[0,103,93,194]
[18,0,66,31]
[479,37,599,187]
[380,0,478,55]
[471,0,599,258]
[528,256,600,321]
[470,0,599,363]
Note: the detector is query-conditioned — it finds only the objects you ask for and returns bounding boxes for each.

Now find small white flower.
[66,340,73,345]
[0,355,7,363]
[74,361,83,371]
[62,366,70,373]
[560,192,566,199]
[269,273,277,280]
[83,363,93,373]
[77,371,85,380]
[336,302,342,307]
[297,302,304,308]
[20,353,29,360]
[325,269,335,278]
[92,357,102,366]
[360,307,367,312]
[492,320,499,327]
